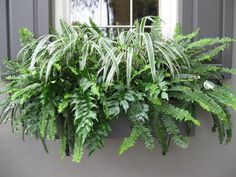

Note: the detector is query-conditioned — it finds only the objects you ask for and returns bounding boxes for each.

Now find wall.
[1,4,236,177]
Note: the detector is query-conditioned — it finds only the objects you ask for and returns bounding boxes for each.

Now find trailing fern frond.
[119,121,154,155]
[161,115,189,149]
[71,90,98,163]
[159,102,200,126]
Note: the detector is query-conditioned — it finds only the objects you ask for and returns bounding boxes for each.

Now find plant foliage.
[1,16,236,163]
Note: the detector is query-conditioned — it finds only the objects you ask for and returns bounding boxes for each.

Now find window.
[53,0,178,37]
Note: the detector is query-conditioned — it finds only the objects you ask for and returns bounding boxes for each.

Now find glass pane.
[101,0,130,26]
[70,0,100,25]
[133,0,159,23]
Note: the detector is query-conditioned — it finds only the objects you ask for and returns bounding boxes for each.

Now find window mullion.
[99,0,102,26]
[130,0,133,28]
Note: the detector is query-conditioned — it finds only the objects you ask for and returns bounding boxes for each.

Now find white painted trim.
[53,0,178,37]
[53,0,70,32]
[159,0,178,38]
[130,0,133,28]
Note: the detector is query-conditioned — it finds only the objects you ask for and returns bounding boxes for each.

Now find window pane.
[101,0,130,26]
[70,0,100,25]
[133,0,159,23]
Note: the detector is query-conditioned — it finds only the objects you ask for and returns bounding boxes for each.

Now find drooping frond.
[207,86,236,110]
[119,121,154,155]
[86,122,111,156]
[71,91,98,163]
[118,123,140,155]
[128,102,149,122]
[159,102,200,126]
[161,115,189,149]
[171,86,228,123]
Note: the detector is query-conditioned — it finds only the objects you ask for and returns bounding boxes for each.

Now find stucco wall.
[1,3,236,177]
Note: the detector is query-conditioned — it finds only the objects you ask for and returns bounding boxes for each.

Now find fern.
[11,83,41,104]
[173,28,198,44]
[159,102,200,126]
[73,136,84,163]
[173,23,182,38]
[119,123,140,155]
[209,100,233,144]
[140,124,155,151]
[59,124,67,160]
[161,115,189,149]
[152,108,168,155]
[47,117,57,140]
[119,100,154,154]
[212,114,226,145]
[187,37,231,51]
[212,107,233,145]
[39,107,49,138]
[207,86,236,110]
[128,102,149,122]
[58,94,72,113]
[71,91,98,163]
[119,121,154,155]
[193,42,231,62]
[224,107,233,144]
[86,122,111,156]
[171,86,228,123]
[19,28,34,47]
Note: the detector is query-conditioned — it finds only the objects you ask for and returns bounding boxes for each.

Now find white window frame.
[53,0,178,37]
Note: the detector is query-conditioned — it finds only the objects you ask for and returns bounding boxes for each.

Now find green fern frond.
[86,122,111,156]
[119,124,140,155]
[140,125,155,151]
[207,86,236,110]
[106,99,120,118]
[171,86,228,123]
[119,122,154,155]
[128,102,149,122]
[39,107,49,138]
[161,115,189,149]
[193,44,230,62]
[220,67,236,75]
[190,65,220,74]
[60,126,67,160]
[217,106,233,144]
[173,23,182,38]
[187,37,231,51]
[224,107,233,144]
[19,28,34,47]
[72,136,84,163]
[71,92,98,163]
[152,109,168,155]
[173,29,199,43]
[212,114,226,145]
[47,118,57,140]
[159,102,200,126]
[11,83,41,103]
[211,108,232,145]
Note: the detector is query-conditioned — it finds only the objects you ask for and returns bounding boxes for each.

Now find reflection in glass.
[70,0,100,24]
[70,0,159,26]
[106,0,130,25]
[133,0,159,23]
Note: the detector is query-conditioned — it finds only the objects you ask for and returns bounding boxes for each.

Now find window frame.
[53,0,178,37]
